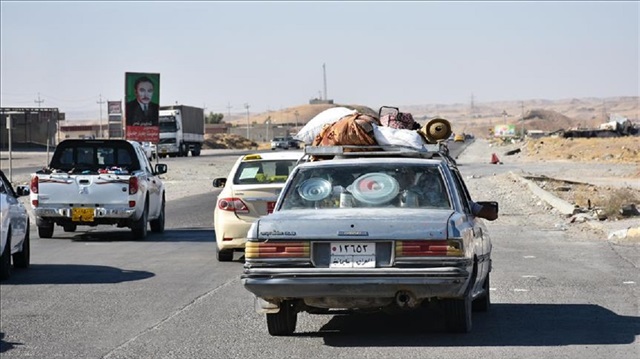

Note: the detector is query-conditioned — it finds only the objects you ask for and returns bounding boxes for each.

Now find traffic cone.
[490,153,501,164]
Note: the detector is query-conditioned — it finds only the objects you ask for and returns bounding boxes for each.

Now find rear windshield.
[49,142,139,174]
[233,159,298,185]
[280,163,452,210]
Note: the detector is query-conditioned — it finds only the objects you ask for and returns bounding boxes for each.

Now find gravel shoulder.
[457,139,640,243]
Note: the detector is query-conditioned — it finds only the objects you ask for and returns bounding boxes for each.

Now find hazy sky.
[1,1,638,120]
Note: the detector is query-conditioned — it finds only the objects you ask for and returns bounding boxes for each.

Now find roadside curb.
[508,171,640,240]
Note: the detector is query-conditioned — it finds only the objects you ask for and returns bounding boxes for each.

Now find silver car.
[242,145,498,335]
[0,170,31,280]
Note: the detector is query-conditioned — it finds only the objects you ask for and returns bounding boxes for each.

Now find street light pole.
[294,110,299,133]
[97,94,105,138]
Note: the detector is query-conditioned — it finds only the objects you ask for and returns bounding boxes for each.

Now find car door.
[0,172,28,252]
[449,168,489,291]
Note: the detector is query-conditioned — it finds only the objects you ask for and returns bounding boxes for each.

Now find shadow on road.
[0,264,154,285]
[0,332,22,354]
[46,227,215,243]
[295,303,638,347]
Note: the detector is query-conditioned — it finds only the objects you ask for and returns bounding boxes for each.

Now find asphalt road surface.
[1,146,638,359]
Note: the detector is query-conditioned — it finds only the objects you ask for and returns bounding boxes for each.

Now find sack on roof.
[311,112,381,160]
[294,107,357,144]
[380,112,420,130]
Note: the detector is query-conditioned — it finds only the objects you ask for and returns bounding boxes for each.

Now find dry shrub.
[597,188,640,220]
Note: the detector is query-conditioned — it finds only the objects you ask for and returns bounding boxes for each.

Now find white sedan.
[212,151,304,261]
[1,170,31,280]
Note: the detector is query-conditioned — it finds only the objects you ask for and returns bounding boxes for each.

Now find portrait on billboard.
[125,72,160,142]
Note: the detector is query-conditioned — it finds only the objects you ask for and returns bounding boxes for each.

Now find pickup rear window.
[50,142,140,173]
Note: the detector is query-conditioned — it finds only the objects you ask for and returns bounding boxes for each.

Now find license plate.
[330,242,375,268]
[72,207,94,222]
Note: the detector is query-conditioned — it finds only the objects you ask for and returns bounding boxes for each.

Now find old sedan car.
[241,145,498,335]
[1,170,31,280]
[212,151,304,262]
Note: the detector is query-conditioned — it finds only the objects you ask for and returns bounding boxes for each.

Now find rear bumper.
[34,206,136,219]
[215,213,253,250]
[242,267,471,300]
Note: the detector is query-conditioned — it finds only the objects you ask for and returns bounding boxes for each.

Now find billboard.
[125,72,160,142]
[108,101,122,115]
[494,124,517,137]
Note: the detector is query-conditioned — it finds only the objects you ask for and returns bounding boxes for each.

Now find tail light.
[217,198,249,213]
[395,240,463,257]
[129,177,139,195]
[245,241,310,259]
[30,176,39,194]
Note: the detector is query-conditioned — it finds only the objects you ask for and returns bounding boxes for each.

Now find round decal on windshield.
[349,173,399,205]
[298,178,332,201]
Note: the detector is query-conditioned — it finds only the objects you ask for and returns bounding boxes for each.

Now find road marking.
[514,289,529,292]
[522,275,538,278]
[623,281,635,285]
[523,255,536,259]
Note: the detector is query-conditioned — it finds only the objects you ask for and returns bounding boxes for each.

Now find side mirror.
[212,178,227,188]
[475,201,499,221]
[154,163,168,175]
[15,185,30,197]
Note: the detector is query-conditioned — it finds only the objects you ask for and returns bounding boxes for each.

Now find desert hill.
[221,96,638,139]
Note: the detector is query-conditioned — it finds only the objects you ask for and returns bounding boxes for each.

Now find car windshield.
[233,159,299,184]
[280,163,452,210]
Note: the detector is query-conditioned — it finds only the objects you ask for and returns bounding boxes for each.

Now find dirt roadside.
[458,138,640,242]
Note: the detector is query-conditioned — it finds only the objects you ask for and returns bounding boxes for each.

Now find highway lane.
[1,144,638,359]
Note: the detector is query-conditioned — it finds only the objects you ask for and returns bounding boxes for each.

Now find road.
[1,146,638,359]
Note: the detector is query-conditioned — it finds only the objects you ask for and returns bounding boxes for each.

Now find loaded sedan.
[241,145,498,335]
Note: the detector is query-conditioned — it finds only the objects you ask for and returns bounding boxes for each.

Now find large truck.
[157,105,205,157]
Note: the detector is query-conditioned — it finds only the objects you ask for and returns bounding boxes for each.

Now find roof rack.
[303,143,457,166]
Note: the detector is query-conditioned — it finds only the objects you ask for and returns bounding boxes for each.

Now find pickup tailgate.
[37,173,131,205]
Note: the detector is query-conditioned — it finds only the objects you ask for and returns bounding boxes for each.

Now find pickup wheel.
[191,148,201,156]
[266,300,297,336]
[131,204,148,240]
[12,222,30,269]
[150,199,165,233]
[63,224,77,232]
[0,233,11,280]
[38,223,54,239]
[216,249,233,262]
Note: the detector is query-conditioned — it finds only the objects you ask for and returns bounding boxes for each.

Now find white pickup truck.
[29,139,168,239]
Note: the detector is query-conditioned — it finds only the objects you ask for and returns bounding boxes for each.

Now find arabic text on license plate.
[72,207,94,222]
[330,242,375,268]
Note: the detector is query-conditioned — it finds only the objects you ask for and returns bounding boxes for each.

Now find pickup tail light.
[217,198,249,213]
[129,177,139,195]
[395,240,463,257]
[30,176,39,194]
[245,241,310,259]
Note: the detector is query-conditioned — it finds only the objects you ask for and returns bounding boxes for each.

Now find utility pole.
[244,103,250,140]
[34,93,49,163]
[226,102,232,118]
[520,101,525,138]
[294,110,299,132]
[97,94,105,138]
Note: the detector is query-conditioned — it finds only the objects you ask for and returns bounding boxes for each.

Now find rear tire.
[217,249,233,262]
[0,234,11,280]
[472,272,491,312]
[13,222,30,269]
[150,199,165,233]
[442,294,472,333]
[38,223,54,239]
[266,301,297,336]
[63,224,77,232]
[131,203,148,240]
